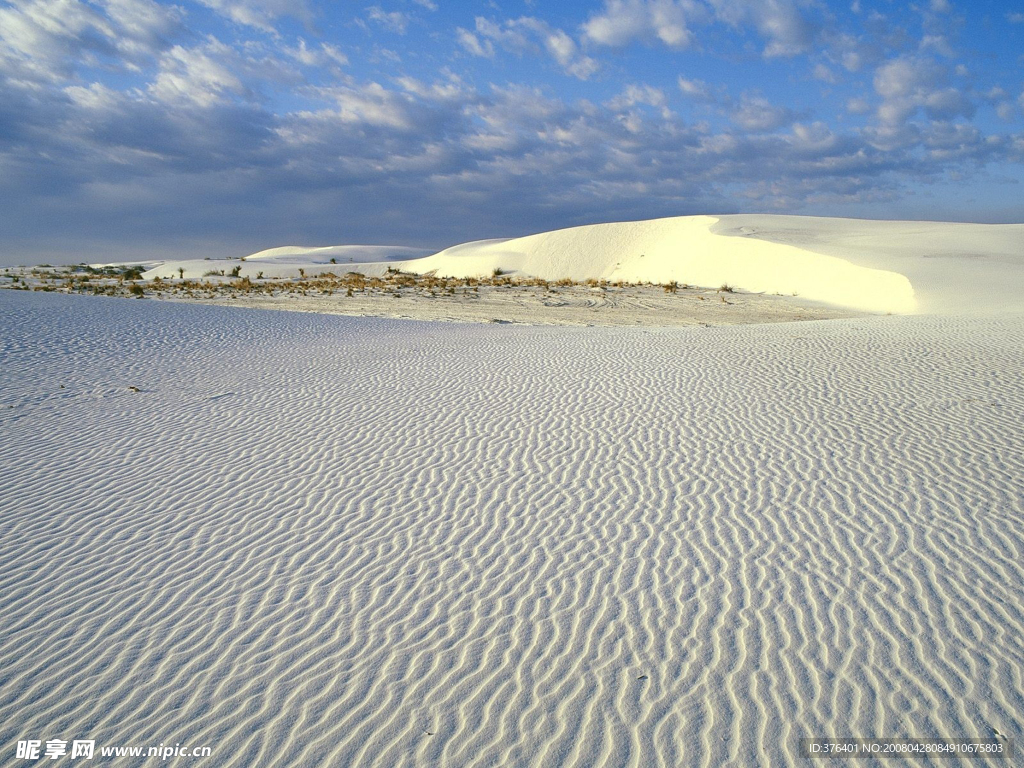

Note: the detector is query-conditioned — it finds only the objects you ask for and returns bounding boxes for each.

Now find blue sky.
[0,0,1022,264]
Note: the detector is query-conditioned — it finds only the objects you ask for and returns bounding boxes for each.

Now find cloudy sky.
[1,0,1022,264]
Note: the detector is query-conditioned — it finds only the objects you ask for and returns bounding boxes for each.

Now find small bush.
[492,268,505,277]
[719,283,734,293]
[229,265,241,277]
[128,284,145,297]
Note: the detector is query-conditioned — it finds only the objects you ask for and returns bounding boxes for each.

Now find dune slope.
[403,216,919,314]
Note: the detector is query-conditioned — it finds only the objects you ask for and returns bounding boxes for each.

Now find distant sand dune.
[2,291,1022,766]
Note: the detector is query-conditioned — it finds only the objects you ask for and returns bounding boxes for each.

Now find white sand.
[163,283,864,327]
[2,282,1023,766]
[3,214,1023,765]
[143,245,429,281]
[139,214,1024,317]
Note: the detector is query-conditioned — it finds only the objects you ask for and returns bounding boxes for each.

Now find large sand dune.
[2,289,1022,766]
[141,214,1024,316]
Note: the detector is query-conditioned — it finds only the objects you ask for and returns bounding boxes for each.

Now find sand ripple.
[1,292,1022,766]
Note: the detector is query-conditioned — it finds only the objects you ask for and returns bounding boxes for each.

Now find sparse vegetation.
[1,265,806,325]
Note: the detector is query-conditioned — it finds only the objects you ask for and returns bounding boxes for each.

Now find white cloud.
[607,84,666,110]
[824,32,878,73]
[0,0,110,83]
[920,34,953,57]
[149,41,248,107]
[310,82,420,130]
[456,28,494,58]
[873,56,974,126]
[0,0,181,83]
[542,27,599,79]
[464,17,598,79]
[583,0,815,57]
[731,94,796,131]
[706,0,815,57]
[874,57,941,100]
[1007,12,1024,24]
[99,0,184,55]
[841,50,863,72]
[63,81,123,110]
[583,0,703,48]
[813,63,837,83]
[677,76,713,101]
[285,39,348,68]
[411,0,438,9]
[395,73,469,103]
[195,0,313,34]
[846,97,871,114]
[366,6,410,34]
[789,121,837,152]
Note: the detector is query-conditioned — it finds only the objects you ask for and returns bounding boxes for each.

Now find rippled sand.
[1,291,1022,766]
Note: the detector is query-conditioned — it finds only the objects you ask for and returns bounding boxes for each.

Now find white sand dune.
[243,244,429,264]
[403,215,1024,315]
[140,215,1024,316]
[142,245,428,281]
[1,288,1023,766]
[401,216,921,314]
